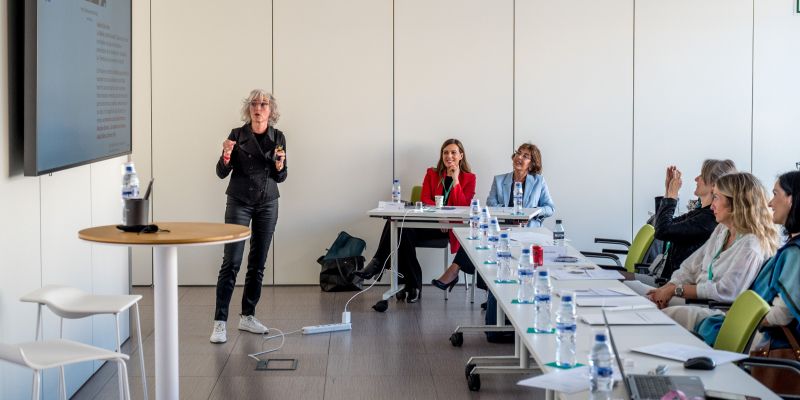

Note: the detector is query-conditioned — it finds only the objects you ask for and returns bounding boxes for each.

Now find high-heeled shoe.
[431,276,459,292]
[353,258,383,280]
[406,287,421,303]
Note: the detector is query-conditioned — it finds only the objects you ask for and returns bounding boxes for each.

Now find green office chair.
[714,290,770,353]
[581,224,656,273]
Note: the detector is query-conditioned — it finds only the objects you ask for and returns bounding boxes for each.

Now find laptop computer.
[602,309,707,400]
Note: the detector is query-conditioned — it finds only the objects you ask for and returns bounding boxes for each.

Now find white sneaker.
[238,315,268,334]
[209,321,227,344]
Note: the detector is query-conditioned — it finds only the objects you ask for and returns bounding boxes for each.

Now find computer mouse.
[683,356,715,370]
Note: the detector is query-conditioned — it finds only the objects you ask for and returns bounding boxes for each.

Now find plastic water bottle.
[555,293,578,368]
[513,181,524,214]
[516,248,534,303]
[533,269,552,332]
[485,217,500,263]
[496,233,513,281]
[478,208,490,249]
[468,198,481,239]
[122,162,140,199]
[590,331,614,399]
[392,179,401,203]
[553,219,566,247]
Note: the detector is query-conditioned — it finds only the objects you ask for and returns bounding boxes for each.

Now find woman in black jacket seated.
[646,159,737,283]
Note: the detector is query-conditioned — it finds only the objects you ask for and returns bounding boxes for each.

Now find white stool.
[21,286,148,400]
[0,339,130,400]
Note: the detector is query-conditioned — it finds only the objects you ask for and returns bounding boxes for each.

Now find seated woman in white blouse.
[628,172,779,329]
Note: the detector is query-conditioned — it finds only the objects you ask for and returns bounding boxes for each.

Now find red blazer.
[420,167,477,253]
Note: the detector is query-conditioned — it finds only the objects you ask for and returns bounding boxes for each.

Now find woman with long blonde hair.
[644,172,779,329]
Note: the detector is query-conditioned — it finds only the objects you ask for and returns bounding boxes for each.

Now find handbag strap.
[780,326,800,360]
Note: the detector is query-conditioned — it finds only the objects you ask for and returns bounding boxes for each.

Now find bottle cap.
[538,270,548,277]
[595,332,607,342]
[521,248,531,253]
[556,219,562,224]
[500,232,508,238]
[562,295,573,302]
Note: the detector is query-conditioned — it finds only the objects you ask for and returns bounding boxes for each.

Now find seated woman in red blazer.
[354,139,476,303]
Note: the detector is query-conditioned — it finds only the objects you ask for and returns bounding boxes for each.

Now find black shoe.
[353,258,383,280]
[406,287,421,303]
[372,300,388,312]
[431,276,459,292]
[480,301,487,310]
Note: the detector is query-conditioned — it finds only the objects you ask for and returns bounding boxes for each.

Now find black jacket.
[653,196,717,280]
[216,124,287,205]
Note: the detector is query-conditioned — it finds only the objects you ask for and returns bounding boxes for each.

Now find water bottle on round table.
[468,198,480,239]
[555,292,577,368]
[532,269,552,332]
[122,162,140,199]
[513,181,524,214]
[590,330,614,399]
[516,247,534,302]
[392,179,401,203]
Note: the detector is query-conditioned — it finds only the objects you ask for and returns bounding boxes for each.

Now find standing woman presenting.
[210,89,287,344]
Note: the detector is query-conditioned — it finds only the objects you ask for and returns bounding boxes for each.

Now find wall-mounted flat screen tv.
[24,0,132,176]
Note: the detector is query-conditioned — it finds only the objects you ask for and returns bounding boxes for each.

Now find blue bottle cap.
[595,332,607,342]
[538,270,548,277]
[521,248,531,253]
[562,295,573,302]
[500,232,508,238]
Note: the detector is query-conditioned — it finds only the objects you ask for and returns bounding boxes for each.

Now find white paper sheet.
[550,268,625,281]
[576,296,652,307]
[517,366,622,394]
[508,231,553,246]
[580,310,675,325]
[573,288,635,297]
[631,343,748,365]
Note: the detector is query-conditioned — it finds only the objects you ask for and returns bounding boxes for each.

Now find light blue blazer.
[486,172,555,227]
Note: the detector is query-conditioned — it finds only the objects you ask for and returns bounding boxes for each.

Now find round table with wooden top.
[79,222,250,400]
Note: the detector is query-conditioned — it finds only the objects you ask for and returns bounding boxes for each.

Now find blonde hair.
[714,172,779,255]
[240,89,280,126]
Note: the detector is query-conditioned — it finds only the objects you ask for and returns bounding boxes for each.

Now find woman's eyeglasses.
[513,151,532,161]
[249,101,270,108]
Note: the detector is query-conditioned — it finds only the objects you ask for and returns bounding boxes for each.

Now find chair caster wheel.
[467,373,481,391]
[465,363,476,379]
[450,332,464,347]
[395,291,406,301]
[372,300,388,312]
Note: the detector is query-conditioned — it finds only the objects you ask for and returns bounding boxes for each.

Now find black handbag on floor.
[318,231,366,292]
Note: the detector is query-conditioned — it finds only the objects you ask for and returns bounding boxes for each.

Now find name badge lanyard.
[439,177,454,204]
[708,231,740,281]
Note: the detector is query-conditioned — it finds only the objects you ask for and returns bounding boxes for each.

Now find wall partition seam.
[749,0,754,172]
[271,0,275,285]
[631,0,636,239]
[392,0,396,181]
[149,0,154,286]
[512,0,515,149]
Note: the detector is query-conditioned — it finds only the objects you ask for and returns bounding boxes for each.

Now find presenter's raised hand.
[274,146,286,171]
[222,139,236,165]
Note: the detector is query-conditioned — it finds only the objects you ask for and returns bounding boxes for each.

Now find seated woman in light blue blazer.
[432,142,556,290]
[486,142,555,226]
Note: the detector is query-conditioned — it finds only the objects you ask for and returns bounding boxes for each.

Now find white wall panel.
[90,158,131,369]
[131,0,153,286]
[151,0,273,285]
[515,0,633,252]
[273,0,393,283]
[752,0,800,185]
[634,0,753,228]
[40,167,94,397]
[394,0,513,283]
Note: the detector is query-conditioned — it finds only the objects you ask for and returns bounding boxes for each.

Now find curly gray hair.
[240,89,280,126]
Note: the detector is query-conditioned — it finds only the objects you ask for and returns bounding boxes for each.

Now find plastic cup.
[435,195,444,208]
[415,201,424,212]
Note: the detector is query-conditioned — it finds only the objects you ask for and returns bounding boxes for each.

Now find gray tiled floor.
[72,285,544,399]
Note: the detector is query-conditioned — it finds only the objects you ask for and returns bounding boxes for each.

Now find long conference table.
[453,226,779,400]
[367,206,542,302]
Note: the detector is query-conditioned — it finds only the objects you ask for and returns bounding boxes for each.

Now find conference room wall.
[130,0,154,286]
[394,0,513,283]
[0,1,130,397]
[633,0,754,231]
[515,0,634,253]
[149,0,274,285]
[271,0,393,284]
[752,0,800,187]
